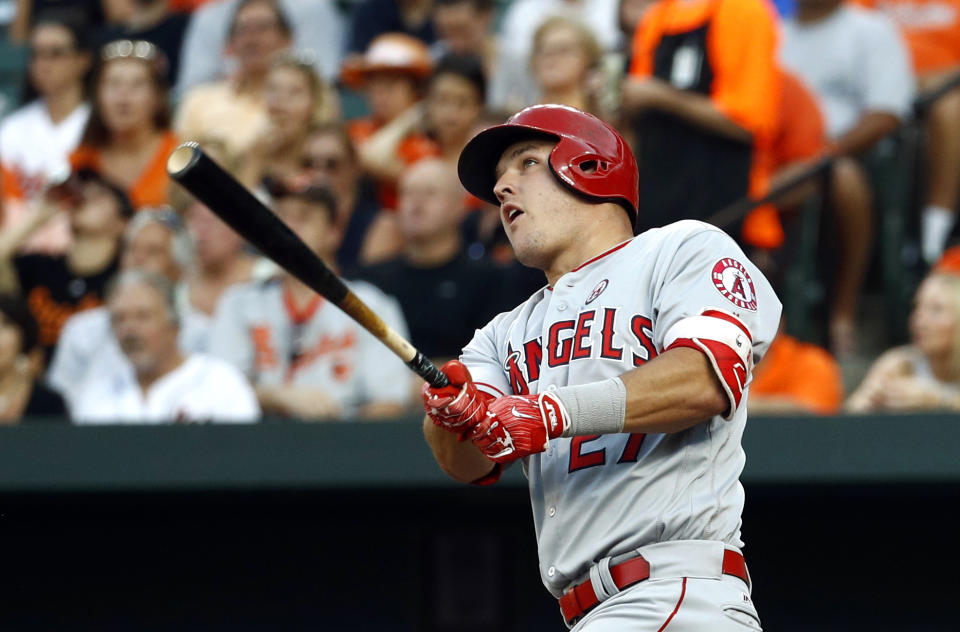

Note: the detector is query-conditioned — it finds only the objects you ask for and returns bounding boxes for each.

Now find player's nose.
[493,174,516,203]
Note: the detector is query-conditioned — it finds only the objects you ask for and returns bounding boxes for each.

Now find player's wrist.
[553,377,627,438]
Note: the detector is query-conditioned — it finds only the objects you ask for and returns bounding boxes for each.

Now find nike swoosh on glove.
[422,360,493,440]
[468,392,570,463]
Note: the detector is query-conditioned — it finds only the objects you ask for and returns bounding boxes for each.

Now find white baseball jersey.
[72,353,260,424]
[460,221,781,597]
[209,277,412,416]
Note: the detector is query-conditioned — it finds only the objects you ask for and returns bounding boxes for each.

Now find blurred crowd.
[0,0,958,424]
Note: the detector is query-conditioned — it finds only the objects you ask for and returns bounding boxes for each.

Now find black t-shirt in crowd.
[13,253,119,361]
[23,381,68,419]
[357,253,512,360]
[96,12,191,88]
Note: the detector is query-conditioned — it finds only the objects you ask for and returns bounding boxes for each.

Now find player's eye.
[522,157,538,168]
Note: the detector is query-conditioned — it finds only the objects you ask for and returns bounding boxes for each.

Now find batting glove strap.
[469,393,570,464]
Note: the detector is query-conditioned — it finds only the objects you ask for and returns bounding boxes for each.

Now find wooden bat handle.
[167,142,449,388]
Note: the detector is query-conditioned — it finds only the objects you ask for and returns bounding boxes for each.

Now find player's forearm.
[423,416,497,484]
[618,347,729,434]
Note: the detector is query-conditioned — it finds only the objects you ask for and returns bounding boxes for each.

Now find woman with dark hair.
[0,10,92,254]
[0,294,67,423]
[425,54,486,166]
[69,39,179,209]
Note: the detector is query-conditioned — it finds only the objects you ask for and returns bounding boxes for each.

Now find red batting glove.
[422,360,493,440]
[467,392,570,463]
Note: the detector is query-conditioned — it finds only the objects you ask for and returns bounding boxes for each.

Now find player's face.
[121,223,179,280]
[493,140,588,271]
[109,283,178,375]
[909,275,959,359]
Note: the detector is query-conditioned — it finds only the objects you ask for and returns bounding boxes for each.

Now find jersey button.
[547,566,556,577]
[557,303,567,311]
[548,506,557,517]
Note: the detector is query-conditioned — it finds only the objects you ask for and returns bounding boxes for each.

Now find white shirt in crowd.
[174,0,346,95]
[72,354,260,424]
[780,5,916,139]
[47,286,212,413]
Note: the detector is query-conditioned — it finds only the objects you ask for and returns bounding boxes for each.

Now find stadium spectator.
[71,269,260,423]
[174,0,290,159]
[0,168,131,361]
[359,159,506,363]
[210,178,411,420]
[243,52,339,185]
[749,317,844,415]
[0,294,67,423]
[183,199,264,318]
[174,0,345,94]
[623,0,779,235]
[342,32,439,210]
[96,0,190,87]
[0,11,91,254]
[48,208,211,409]
[299,123,402,271]
[780,0,915,353]
[856,0,960,263]
[69,39,179,209]
[8,0,103,42]
[530,16,604,116]
[489,0,621,110]
[847,266,960,412]
[430,0,496,78]
[424,54,486,166]
[346,0,435,56]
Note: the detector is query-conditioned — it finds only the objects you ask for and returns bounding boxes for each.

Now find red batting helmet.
[458,104,639,228]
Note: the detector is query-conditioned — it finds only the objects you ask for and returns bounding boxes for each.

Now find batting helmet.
[458,104,639,228]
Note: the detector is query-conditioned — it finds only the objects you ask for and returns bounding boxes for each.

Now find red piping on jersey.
[656,577,687,632]
[283,285,324,324]
[702,309,752,342]
[546,239,632,290]
[571,239,632,272]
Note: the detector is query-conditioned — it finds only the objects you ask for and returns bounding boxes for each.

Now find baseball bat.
[166,141,449,388]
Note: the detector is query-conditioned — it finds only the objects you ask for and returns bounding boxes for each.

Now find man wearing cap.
[209,177,412,420]
[421,104,782,629]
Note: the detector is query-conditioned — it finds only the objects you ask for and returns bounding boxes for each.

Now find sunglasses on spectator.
[100,39,169,80]
[302,155,346,172]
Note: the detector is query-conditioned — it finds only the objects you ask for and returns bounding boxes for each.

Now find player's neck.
[404,232,461,268]
[543,224,632,287]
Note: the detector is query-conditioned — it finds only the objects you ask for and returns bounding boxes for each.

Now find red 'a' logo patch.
[712,259,758,311]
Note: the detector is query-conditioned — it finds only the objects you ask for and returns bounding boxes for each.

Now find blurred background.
[0,0,958,629]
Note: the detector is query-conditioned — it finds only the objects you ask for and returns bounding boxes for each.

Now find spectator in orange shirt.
[750,317,845,415]
[69,39,178,210]
[623,0,780,241]
[342,32,440,210]
[857,0,960,264]
[755,69,875,358]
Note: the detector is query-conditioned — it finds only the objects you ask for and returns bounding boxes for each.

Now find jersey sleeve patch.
[663,310,753,420]
[711,258,758,311]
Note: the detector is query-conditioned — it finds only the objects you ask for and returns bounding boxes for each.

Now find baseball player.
[421,104,781,630]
